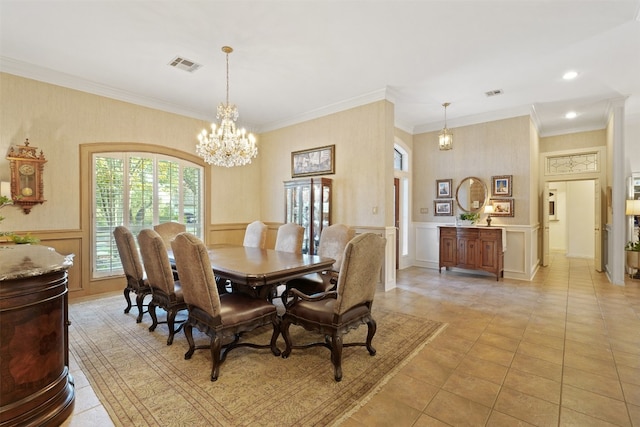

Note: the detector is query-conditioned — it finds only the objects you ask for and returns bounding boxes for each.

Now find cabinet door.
[440,229,456,267]
[479,238,498,271]
[457,237,478,268]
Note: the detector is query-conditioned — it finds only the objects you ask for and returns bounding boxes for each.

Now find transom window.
[93,152,203,277]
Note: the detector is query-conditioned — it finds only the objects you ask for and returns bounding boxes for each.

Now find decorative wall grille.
[546,152,598,175]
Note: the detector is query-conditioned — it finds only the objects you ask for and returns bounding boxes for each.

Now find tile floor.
[63,253,640,426]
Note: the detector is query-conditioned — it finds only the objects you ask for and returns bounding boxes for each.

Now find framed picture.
[491,175,512,197]
[489,198,514,217]
[436,179,452,198]
[291,144,335,178]
[434,200,453,216]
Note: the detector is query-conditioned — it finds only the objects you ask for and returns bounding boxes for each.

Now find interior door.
[594,178,602,272]
[394,178,400,269]
[542,182,550,266]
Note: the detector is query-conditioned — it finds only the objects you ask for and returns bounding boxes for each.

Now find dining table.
[167,245,335,300]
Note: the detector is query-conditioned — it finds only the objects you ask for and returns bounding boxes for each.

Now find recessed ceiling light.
[565,111,577,119]
[563,70,578,80]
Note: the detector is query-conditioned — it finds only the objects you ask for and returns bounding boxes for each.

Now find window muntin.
[93,152,203,277]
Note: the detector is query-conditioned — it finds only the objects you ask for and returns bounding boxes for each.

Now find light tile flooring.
[63,254,640,426]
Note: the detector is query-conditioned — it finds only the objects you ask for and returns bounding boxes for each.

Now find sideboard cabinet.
[284,178,332,255]
[439,226,504,280]
[1,245,75,426]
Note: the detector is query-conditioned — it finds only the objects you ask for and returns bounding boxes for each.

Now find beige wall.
[539,129,606,153]
[412,115,533,226]
[258,100,395,228]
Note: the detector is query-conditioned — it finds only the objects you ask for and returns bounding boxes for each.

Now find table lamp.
[627,199,640,241]
[484,205,494,227]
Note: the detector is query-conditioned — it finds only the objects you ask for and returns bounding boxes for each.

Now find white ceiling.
[1,1,639,137]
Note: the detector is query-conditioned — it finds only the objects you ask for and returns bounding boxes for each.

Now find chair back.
[318,224,355,272]
[138,229,177,296]
[334,233,386,315]
[275,223,304,253]
[171,233,221,319]
[153,222,186,249]
[243,220,268,249]
[113,226,145,286]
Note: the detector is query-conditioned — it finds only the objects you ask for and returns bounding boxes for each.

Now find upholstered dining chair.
[153,221,186,249]
[281,223,355,305]
[274,223,304,253]
[137,228,187,345]
[243,220,268,249]
[281,232,386,381]
[113,226,151,323]
[171,232,281,381]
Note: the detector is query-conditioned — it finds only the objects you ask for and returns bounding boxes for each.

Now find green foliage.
[459,212,480,222]
[2,232,40,244]
[626,241,640,251]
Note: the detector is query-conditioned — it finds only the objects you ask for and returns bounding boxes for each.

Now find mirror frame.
[455,176,488,214]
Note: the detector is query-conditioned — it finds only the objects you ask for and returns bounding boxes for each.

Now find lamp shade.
[626,200,640,216]
[484,205,494,214]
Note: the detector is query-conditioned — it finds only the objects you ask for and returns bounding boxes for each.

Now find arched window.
[92,152,203,277]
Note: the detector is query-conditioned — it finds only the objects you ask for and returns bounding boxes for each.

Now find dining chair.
[281,223,355,305]
[137,228,187,345]
[243,220,267,249]
[274,223,304,253]
[154,221,186,279]
[153,221,186,249]
[171,232,281,381]
[113,226,151,323]
[281,232,386,381]
[272,223,305,300]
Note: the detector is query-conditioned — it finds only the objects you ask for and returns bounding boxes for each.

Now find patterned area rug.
[69,293,445,426]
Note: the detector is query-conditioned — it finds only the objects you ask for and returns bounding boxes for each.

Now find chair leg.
[184,323,195,360]
[270,317,281,356]
[331,333,344,382]
[135,293,146,323]
[148,302,158,332]
[123,288,132,314]
[210,335,222,381]
[166,309,177,345]
[365,318,377,355]
[280,318,293,358]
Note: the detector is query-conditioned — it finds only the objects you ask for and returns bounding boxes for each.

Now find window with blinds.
[93,152,203,277]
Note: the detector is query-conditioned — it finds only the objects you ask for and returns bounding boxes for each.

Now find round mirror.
[456,177,488,213]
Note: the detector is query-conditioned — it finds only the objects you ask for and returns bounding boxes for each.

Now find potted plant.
[626,240,640,277]
[458,212,480,226]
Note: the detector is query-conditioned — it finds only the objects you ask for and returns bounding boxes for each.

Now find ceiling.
[1,1,639,137]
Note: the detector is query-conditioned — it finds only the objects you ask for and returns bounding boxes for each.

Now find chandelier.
[197,46,257,167]
[438,102,453,151]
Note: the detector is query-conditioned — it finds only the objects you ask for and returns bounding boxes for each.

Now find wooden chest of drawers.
[439,226,504,280]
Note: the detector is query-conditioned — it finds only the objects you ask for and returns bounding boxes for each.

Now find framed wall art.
[489,198,514,217]
[491,175,512,197]
[434,200,453,216]
[436,179,452,198]
[291,144,335,178]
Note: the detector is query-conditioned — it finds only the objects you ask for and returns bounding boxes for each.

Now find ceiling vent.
[485,89,504,97]
[168,56,202,73]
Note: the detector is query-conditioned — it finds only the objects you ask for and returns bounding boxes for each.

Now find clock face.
[19,164,35,176]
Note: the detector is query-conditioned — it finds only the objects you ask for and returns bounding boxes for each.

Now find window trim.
[80,142,210,280]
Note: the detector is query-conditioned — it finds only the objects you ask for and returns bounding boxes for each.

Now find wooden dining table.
[167,245,335,300]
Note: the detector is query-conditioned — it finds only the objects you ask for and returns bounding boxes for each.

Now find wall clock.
[6,139,47,214]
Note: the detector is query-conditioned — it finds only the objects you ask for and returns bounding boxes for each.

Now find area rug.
[69,293,445,426]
